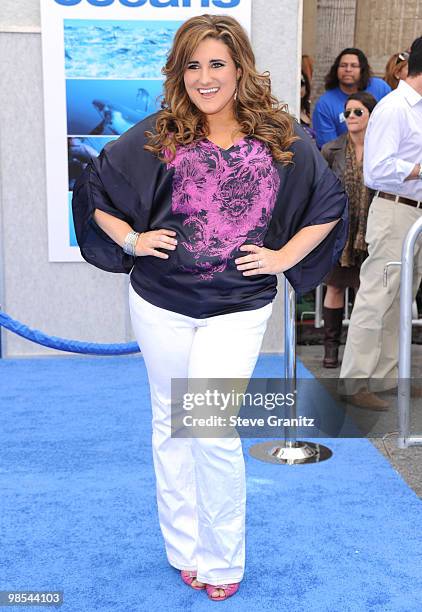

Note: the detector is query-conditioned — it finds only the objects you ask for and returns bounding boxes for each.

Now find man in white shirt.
[340,37,422,410]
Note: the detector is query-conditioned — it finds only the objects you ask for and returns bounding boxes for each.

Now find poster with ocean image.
[40,0,251,261]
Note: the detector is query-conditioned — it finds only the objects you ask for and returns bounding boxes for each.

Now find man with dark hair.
[340,37,422,410]
[313,48,391,148]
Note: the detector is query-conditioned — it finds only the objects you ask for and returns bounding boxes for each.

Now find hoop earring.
[234,89,238,101]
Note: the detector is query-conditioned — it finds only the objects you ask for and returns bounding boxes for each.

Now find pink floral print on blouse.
[167,137,280,280]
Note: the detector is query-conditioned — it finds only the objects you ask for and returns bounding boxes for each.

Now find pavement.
[297,344,422,499]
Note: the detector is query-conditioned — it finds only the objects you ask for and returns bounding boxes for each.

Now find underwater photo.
[66,78,163,135]
[64,19,182,79]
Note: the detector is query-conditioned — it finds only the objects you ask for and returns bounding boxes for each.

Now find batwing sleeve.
[267,124,348,294]
[71,148,141,274]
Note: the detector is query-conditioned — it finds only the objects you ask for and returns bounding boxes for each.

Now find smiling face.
[183,37,241,122]
[344,99,370,135]
[337,53,361,88]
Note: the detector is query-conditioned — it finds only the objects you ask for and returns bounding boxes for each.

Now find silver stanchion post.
[249,278,333,464]
[397,216,422,448]
[314,283,323,329]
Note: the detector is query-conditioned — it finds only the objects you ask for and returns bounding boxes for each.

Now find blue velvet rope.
[0,312,140,355]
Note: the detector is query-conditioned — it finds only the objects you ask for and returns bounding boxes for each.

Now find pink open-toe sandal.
[180,570,206,590]
[205,582,240,601]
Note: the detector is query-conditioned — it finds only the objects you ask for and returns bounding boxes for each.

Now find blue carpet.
[0,355,421,612]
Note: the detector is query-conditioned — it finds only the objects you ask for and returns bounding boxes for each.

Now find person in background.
[300,71,316,141]
[302,54,314,84]
[383,51,409,90]
[321,92,377,368]
[312,48,391,148]
[340,37,422,410]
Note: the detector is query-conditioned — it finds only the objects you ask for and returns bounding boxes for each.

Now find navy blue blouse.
[72,113,348,318]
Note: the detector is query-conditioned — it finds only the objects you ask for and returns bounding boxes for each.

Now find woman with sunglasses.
[383,51,409,90]
[321,91,377,368]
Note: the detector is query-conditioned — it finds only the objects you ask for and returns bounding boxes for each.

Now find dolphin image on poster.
[90,99,148,135]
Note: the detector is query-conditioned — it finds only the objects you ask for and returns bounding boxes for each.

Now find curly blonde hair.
[144,14,297,164]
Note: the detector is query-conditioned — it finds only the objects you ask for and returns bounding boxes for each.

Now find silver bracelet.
[122,230,140,256]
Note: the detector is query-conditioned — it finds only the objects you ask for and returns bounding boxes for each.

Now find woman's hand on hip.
[235,244,285,276]
[135,229,177,259]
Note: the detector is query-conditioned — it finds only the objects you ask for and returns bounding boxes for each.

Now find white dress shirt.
[364,79,422,200]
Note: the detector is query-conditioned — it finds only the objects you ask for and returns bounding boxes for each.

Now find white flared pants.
[128,283,272,585]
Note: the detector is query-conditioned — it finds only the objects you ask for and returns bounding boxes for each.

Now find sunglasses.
[397,51,410,63]
[344,108,365,118]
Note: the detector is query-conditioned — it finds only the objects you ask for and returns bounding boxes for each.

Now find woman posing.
[72,15,347,601]
[321,91,377,368]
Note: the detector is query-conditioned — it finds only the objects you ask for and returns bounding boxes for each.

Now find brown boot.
[323,307,344,368]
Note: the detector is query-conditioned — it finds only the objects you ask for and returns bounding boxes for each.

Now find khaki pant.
[340,196,422,393]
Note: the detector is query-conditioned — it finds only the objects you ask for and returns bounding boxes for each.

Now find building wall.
[302,0,316,58]
[0,0,302,357]
[355,0,422,75]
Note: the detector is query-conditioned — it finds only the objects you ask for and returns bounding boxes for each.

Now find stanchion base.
[248,441,333,465]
